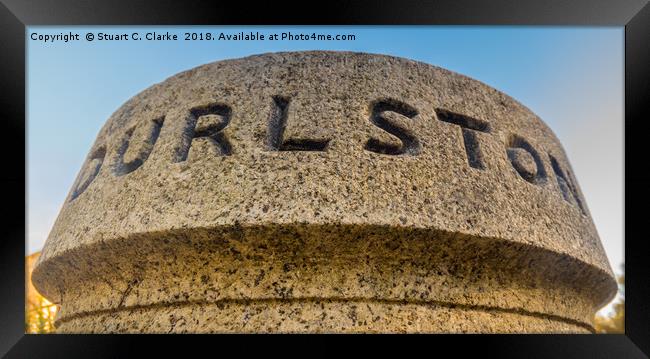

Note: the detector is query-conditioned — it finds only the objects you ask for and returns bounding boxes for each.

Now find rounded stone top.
[33,51,616,332]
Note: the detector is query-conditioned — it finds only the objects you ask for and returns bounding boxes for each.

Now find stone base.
[56,300,591,333]
[35,225,608,334]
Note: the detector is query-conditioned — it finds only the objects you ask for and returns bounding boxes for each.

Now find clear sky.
[27,26,624,276]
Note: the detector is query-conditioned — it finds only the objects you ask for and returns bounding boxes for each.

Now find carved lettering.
[506,134,547,185]
[69,146,106,201]
[365,99,420,155]
[113,117,164,176]
[436,109,490,169]
[266,96,330,151]
[73,98,589,218]
[174,103,232,162]
[549,154,586,214]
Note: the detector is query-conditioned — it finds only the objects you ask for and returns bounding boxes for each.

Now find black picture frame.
[1,0,648,357]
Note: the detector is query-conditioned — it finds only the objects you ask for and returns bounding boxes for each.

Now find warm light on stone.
[32,51,617,333]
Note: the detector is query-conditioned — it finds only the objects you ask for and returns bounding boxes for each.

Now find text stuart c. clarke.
[29,31,356,43]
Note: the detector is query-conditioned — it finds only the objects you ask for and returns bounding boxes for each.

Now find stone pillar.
[32,51,617,333]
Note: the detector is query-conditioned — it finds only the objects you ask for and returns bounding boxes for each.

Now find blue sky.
[27,26,624,277]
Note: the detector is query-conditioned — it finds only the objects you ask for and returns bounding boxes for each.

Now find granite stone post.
[32,51,617,333]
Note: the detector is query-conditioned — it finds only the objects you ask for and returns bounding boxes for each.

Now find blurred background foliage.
[24,251,624,334]
[594,264,625,334]
[25,252,57,334]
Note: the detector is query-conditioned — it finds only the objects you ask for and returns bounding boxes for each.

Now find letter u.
[113,117,164,176]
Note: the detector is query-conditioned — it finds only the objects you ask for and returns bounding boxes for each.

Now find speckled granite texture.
[32,51,617,333]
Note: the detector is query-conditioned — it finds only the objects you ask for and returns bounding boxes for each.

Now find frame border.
[1,0,648,357]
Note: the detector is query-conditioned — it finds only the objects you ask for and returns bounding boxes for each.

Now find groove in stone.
[436,108,491,169]
[54,296,595,333]
[365,98,421,156]
[267,96,331,152]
